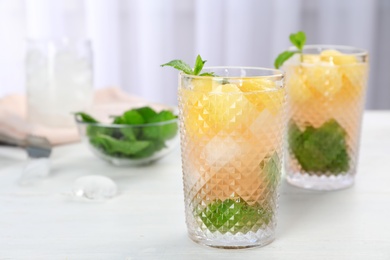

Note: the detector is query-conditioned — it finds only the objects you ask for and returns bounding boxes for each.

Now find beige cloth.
[0,87,169,146]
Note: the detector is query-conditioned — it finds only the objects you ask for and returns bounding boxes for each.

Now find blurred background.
[0,0,389,108]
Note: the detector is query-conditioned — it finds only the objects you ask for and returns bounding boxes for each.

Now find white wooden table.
[0,111,390,260]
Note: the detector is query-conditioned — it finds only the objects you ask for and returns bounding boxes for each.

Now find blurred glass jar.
[26,39,93,127]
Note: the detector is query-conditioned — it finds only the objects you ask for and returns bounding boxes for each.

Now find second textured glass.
[178,67,286,248]
[284,45,369,190]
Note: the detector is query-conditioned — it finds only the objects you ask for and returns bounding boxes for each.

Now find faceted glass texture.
[178,67,286,248]
[284,46,369,190]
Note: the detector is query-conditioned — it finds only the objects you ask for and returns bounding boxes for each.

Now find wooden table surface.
[0,111,389,260]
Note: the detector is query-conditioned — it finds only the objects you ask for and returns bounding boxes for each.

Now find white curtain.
[0,0,389,108]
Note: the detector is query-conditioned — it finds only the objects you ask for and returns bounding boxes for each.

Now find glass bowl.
[75,116,180,166]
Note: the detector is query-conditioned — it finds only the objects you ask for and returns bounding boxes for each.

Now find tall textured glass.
[178,67,286,248]
[284,45,369,190]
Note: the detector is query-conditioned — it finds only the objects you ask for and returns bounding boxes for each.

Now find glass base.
[188,228,275,249]
[286,172,354,191]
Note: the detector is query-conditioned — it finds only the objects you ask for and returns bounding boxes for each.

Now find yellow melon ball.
[179,79,214,139]
[239,78,276,92]
[339,63,368,90]
[285,66,312,103]
[238,78,284,115]
[302,64,343,97]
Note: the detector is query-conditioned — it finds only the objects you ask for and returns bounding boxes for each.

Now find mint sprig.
[274,31,306,69]
[161,54,215,76]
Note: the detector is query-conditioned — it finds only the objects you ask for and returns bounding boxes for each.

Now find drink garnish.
[161,54,215,76]
[274,31,306,69]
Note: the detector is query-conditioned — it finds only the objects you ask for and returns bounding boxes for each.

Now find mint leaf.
[120,128,137,141]
[160,60,193,75]
[112,110,145,125]
[198,198,272,234]
[274,51,297,69]
[134,106,158,122]
[90,134,151,156]
[260,152,281,189]
[86,125,112,138]
[132,140,166,158]
[289,31,306,50]
[112,116,124,124]
[74,112,111,138]
[193,54,206,75]
[199,72,215,77]
[288,122,305,154]
[288,119,350,174]
[121,110,145,125]
[142,110,178,141]
[112,110,145,137]
[274,31,306,68]
[75,112,99,123]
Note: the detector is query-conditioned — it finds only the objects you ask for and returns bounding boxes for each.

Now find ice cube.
[303,64,342,96]
[19,158,51,186]
[71,175,117,200]
[204,135,241,167]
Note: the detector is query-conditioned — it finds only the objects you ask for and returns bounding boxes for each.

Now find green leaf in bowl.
[90,134,151,156]
[132,140,166,158]
[142,110,178,141]
[135,107,158,121]
[75,112,99,123]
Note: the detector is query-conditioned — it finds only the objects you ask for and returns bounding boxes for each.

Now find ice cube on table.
[19,158,51,186]
[71,175,117,200]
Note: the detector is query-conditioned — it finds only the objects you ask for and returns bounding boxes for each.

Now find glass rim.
[74,116,178,128]
[288,44,368,57]
[179,66,284,80]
